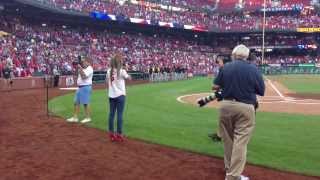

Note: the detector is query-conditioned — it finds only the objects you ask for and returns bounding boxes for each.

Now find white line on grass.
[266,79,285,98]
[177,93,320,105]
[176,93,211,104]
[59,87,79,90]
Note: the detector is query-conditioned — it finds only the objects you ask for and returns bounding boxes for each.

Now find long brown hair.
[110,54,123,81]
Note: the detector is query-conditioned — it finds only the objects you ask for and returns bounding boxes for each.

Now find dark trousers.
[54,75,59,87]
[108,95,126,134]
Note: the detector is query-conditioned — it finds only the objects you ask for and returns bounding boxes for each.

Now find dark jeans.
[54,75,59,87]
[108,95,126,134]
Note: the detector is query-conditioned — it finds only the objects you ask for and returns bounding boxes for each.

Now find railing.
[259,65,320,75]
[93,71,149,83]
[93,71,188,83]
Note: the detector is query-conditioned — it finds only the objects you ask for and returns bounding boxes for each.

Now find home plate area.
[177,80,320,116]
[258,95,320,105]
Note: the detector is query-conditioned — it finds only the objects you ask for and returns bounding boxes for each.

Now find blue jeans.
[108,95,126,134]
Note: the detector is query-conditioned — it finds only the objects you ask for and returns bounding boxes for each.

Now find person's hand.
[212,84,220,91]
[77,64,83,69]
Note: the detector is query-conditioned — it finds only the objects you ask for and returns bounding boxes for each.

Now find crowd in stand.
[46,0,311,12]
[148,0,310,10]
[46,0,211,27]
[40,0,319,31]
[264,56,320,65]
[153,0,216,9]
[0,15,217,78]
[1,9,320,78]
[212,13,320,31]
[214,35,318,47]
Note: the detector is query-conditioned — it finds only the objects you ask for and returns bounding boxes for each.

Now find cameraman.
[67,56,93,124]
[213,45,265,180]
[209,55,231,142]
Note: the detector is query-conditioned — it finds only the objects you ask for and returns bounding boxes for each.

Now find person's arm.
[212,84,221,91]
[213,69,223,91]
[122,69,132,80]
[255,69,265,96]
[105,70,109,86]
[78,65,87,79]
[78,65,93,80]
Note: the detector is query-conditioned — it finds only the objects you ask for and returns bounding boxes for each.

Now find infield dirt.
[179,80,320,115]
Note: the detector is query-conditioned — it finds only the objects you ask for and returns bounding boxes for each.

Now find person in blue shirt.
[209,55,231,142]
[213,45,265,180]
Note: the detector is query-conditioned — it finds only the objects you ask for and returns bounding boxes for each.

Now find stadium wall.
[0,76,70,91]
[0,76,148,91]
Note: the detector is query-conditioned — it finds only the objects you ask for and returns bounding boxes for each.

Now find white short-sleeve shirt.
[77,65,93,86]
[107,68,129,98]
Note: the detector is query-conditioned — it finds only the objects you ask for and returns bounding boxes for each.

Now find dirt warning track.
[0,86,319,180]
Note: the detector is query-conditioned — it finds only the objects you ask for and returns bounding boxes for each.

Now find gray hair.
[231,44,250,60]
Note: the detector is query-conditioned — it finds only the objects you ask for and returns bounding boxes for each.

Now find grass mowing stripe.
[49,77,320,176]
[267,75,320,94]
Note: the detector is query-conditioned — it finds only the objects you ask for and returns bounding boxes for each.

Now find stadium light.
[261,0,267,64]
[42,23,47,27]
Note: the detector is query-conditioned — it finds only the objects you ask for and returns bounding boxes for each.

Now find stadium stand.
[0,0,319,78]
[38,0,319,31]
[0,15,217,77]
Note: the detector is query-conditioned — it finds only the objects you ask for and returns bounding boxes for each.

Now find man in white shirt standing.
[67,56,93,123]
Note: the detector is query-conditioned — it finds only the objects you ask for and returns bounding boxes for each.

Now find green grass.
[267,75,320,94]
[49,77,320,176]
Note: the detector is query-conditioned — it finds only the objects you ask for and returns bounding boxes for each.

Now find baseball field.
[49,75,320,177]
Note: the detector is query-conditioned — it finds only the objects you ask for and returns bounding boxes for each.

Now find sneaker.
[208,133,222,142]
[115,134,125,142]
[108,132,116,142]
[240,175,249,180]
[80,118,91,123]
[66,117,78,122]
[225,175,249,180]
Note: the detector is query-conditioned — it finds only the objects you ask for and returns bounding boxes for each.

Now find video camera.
[72,55,83,66]
[216,54,231,64]
[197,91,223,107]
